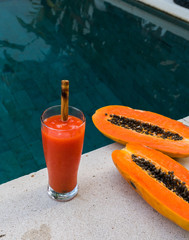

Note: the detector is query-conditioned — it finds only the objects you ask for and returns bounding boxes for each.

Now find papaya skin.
[112,143,189,231]
[92,105,189,158]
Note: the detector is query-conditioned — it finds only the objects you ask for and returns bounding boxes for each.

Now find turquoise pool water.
[0,0,189,184]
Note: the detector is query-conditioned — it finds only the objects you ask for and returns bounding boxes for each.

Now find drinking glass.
[41,105,85,201]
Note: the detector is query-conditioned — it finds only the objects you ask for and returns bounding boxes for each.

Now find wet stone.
[107,114,183,141]
[131,154,189,203]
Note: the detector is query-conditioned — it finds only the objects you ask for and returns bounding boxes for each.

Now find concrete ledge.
[136,0,189,23]
[1,141,189,239]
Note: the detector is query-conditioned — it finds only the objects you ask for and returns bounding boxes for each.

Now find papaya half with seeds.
[92,105,189,157]
[112,143,189,231]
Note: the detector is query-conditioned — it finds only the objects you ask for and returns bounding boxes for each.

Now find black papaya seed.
[107,115,183,141]
[131,154,189,203]
[130,181,137,189]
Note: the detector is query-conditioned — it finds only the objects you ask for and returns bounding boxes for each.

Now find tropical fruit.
[112,143,189,231]
[92,105,189,157]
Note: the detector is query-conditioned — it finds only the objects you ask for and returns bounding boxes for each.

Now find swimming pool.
[0,0,189,184]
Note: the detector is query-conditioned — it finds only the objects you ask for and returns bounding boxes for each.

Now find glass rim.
[41,105,86,131]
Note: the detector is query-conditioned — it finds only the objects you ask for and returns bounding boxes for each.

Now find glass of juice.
[41,105,85,201]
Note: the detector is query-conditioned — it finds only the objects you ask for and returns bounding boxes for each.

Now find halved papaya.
[112,143,189,231]
[92,105,189,157]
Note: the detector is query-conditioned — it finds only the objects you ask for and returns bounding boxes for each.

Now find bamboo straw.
[61,80,69,121]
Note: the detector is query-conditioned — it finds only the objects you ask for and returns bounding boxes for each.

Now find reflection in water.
[0,0,50,62]
[0,0,189,183]
[105,0,189,40]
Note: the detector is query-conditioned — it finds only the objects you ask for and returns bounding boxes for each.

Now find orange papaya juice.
[41,114,85,193]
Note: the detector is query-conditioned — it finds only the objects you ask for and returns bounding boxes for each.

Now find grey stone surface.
[0,143,189,240]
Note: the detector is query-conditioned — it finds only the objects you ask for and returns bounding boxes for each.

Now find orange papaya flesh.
[92,105,189,157]
[112,143,189,231]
